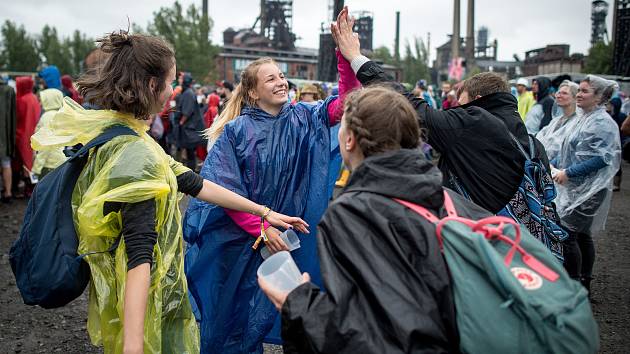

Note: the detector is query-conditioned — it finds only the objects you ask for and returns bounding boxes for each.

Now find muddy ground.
[1,163,629,353]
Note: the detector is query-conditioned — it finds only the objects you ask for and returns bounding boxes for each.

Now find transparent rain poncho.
[31,98,199,354]
[535,111,579,161]
[554,105,621,234]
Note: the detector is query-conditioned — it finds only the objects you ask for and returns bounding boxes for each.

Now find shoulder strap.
[69,125,138,161]
[527,134,536,158]
[394,190,458,223]
[508,132,531,161]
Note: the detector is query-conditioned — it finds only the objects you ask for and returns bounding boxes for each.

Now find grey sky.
[1,0,614,62]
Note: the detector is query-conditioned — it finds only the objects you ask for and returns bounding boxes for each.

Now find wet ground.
[1,162,629,353]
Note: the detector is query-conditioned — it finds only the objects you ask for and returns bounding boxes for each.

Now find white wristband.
[350,55,371,74]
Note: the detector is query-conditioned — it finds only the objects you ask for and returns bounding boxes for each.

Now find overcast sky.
[1,0,614,62]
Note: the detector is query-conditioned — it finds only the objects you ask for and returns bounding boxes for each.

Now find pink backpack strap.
[394,191,458,248]
[394,198,440,223]
[394,190,458,223]
[442,191,458,217]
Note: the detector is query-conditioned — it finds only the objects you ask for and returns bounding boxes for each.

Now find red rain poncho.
[15,76,41,171]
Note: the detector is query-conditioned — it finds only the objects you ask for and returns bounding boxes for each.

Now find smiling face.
[249,63,288,110]
[576,81,599,111]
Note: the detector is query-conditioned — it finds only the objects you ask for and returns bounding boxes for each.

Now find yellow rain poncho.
[31,98,199,354]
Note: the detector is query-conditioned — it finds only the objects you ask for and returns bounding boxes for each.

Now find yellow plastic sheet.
[31,98,199,354]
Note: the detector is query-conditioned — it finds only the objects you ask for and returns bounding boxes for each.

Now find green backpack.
[395,191,599,354]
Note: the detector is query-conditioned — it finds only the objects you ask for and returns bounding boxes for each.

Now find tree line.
[0,1,219,82]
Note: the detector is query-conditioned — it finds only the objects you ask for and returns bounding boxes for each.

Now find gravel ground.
[1,162,629,353]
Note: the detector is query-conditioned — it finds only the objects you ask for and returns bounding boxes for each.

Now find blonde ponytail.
[205,84,246,142]
[205,57,277,143]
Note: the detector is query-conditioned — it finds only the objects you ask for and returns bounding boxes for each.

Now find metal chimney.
[395,11,400,62]
[465,0,475,62]
[452,0,461,60]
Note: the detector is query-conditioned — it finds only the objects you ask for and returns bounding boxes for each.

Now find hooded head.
[61,75,74,90]
[39,66,62,90]
[533,76,552,102]
[40,88,64,112]
[181,73,194,90]
[208,93,221,107]
[16,76,35,97]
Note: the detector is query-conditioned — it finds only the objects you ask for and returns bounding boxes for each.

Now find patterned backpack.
[497,134,567,260]
[449,134,567,260]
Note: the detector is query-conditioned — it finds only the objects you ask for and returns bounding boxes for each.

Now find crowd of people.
[1,5,629,354]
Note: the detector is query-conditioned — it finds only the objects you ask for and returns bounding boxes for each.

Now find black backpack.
[10,125,137,308]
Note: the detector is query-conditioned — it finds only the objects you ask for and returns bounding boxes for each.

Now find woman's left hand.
[258,272,310,311]
[265,210,310,234]
[553,169,568,185]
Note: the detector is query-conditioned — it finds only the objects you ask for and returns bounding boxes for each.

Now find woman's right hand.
[265,226,290,254]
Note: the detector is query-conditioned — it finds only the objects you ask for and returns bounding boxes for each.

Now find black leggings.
[563,231,595,281]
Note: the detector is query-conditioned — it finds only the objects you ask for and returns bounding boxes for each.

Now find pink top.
[225,50,361,237]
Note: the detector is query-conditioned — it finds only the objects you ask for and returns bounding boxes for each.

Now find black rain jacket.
[533,76,555,130]
[281,149,491,354]
[355,60,527,213]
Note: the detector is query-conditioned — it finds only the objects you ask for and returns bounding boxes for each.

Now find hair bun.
[100,30,132,51]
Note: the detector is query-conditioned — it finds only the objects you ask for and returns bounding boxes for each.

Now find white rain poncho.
[536,111,578,161]
[554,105,621,234]
[525,103,544,134]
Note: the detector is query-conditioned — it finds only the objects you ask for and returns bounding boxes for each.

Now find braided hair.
[343,86,421,158]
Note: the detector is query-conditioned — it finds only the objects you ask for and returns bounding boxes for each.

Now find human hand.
[265,210,310,234]
[331,6,360,62]
[264,226,289,254]
[553,169,568,185]
[179,116,187,125]
[258,272,310,311]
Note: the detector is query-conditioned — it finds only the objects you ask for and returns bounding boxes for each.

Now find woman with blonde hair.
[184,45,359,351]
[31,31,306,354]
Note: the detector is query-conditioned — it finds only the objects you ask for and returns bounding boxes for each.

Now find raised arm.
[331,7,467,155]
[326,50,361,125]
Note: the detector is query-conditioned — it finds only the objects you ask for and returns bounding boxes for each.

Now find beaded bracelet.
[252,206,271,250]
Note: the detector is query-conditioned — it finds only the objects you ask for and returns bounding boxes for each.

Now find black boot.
[581,276,594,302]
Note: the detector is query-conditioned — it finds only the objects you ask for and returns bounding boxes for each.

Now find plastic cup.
[260,229,301,259]
[257,251,303,293]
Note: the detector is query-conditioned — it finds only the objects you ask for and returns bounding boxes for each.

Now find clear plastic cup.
[260,229,301,259]
[257,251,303,293]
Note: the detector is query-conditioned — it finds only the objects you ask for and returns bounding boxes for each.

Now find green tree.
[401,36,430,85]
[68,30,95,75]
[147,1,219,83]
[584,41,613,75]
[38,25,74,75]
[370,46,395,65]
[0,20,40,72]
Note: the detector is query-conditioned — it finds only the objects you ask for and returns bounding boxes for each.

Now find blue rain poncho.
[554,106,621,234]
[184,97,337,353]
